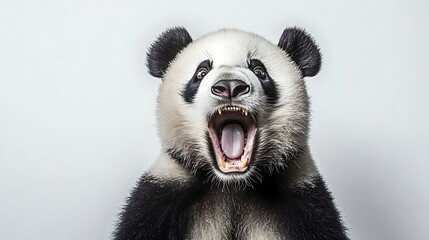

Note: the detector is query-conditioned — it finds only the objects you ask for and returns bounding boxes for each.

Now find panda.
[114,26,349,240]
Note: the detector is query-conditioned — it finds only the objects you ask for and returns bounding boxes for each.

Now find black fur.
[147,27,193,78]
[248,59,279,104]
[114,172,348,239]
[182,60,212,103]
[113,175,203,240]
[278,27,322,77]
[254,175,349,240]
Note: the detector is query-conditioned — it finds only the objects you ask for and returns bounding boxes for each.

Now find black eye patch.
[248,59,278,104]
[182,60,212,104]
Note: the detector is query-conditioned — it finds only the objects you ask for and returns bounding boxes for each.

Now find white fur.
[188,195,232,240]
[243,212,286,240]
[149,152,192,183]
[284,149,319,188]
[188,190,292,240]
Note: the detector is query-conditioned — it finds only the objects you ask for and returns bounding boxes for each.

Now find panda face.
[148,28,321,185]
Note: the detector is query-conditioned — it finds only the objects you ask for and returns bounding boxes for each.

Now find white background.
[1,0,428,239]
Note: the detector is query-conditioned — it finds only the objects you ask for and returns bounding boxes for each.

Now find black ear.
[146,27,193,78]
[278,27,322,77]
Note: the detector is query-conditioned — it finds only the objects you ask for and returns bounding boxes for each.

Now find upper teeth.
[217,106,248,115]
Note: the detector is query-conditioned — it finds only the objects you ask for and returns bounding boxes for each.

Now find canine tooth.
[219,157,226,168]
[240,155,249,168]
[244,109,248,116]
[218,109,222,114]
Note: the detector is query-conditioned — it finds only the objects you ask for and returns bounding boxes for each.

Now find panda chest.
[187,195,287,240]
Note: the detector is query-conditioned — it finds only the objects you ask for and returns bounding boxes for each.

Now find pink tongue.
[221,124,245,159]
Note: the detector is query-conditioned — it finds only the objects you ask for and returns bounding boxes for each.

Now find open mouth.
[208,105,257,173]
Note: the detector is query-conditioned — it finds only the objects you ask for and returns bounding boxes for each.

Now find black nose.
[211,80,250,99]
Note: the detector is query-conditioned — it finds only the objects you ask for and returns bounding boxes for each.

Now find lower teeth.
[218,155,249,169]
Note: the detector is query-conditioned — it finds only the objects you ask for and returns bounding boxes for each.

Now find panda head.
[147,27,321,186]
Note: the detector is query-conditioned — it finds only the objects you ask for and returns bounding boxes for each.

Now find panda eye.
[196,68,208,80]
[252,66,266,79]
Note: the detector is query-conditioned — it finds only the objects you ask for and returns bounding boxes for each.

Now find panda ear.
[146,27,193,78]
[278,27,322,77]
